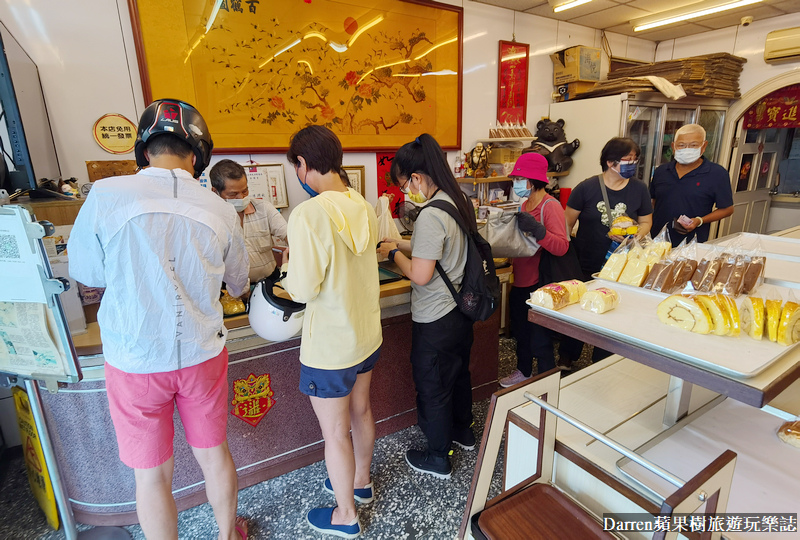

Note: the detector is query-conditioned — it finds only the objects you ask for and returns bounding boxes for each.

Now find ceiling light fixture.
[632,0,762,32]
[553,0,593,13]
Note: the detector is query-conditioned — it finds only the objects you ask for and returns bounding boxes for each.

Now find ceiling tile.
[697,6,785,29]
[571,5,654,29]
[523,0,619,21]
[624,0,707,15]
[627,22,712,41]
[771,0,800,12]
[472,0,545,9]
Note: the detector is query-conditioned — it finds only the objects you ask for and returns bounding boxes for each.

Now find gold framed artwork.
[342,165,365,196]
[128,0,463,152]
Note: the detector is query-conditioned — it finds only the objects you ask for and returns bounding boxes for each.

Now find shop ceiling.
[474,0,800,42]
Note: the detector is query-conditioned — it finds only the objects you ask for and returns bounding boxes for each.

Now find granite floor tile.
[0,336,575,540]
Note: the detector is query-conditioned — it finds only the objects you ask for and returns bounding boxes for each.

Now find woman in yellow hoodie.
[282,125,382,538]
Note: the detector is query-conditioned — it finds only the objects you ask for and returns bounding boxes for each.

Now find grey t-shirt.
[410,191,468,323]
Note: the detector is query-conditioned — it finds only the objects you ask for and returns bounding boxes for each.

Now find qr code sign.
[0,234,20,259]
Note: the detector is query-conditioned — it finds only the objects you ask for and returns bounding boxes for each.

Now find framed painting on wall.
[128,0,463,152]
[497,40,529,125]
[342,165,365,196]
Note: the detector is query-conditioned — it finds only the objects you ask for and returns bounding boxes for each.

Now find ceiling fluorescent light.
[632,0,762,31]
[553,0,593,13]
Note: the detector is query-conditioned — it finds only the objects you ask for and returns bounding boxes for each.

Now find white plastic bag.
[376,195,402,261]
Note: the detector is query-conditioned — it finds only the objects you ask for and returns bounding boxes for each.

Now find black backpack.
[422,200,501,322]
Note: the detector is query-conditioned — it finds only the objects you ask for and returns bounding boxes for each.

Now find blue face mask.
[513,179,531,199]
[297,174,319,197]
[618,161,637,179]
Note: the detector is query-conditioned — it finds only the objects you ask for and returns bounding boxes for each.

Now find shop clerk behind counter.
[210,159,287,283]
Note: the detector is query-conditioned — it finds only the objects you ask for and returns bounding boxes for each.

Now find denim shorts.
[299,347,381,398]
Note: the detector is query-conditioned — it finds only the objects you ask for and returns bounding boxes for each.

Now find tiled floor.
[0,337,592,539]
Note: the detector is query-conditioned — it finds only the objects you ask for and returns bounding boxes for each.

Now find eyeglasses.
[675,142,703,150]
[399,178,411,194]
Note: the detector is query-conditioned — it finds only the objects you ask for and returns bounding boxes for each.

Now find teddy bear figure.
[528,118,580,173]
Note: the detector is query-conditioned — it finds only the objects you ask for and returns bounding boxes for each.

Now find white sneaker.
[499,369,531,388]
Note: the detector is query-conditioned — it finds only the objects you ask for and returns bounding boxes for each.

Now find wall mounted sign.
[92,114,137,154]
[245,163,289,208]
[129,0,463,151]
[497,40,529,125]
[743,84,800,130]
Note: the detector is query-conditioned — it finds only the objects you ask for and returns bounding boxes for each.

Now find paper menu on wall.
[0,302,65,376]
[0,210,48,303]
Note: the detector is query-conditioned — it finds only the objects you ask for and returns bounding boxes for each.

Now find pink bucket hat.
[510,153,548,182]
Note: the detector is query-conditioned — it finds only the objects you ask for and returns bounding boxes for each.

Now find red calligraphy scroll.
[497,41,529,125]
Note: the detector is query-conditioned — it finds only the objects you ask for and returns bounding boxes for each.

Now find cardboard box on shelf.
[555,81,597,102]
[551,46,601,85]
[488,147,522,164]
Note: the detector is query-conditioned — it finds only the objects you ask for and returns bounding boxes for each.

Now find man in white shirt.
[68,99,249,540]
[210,159,287,284]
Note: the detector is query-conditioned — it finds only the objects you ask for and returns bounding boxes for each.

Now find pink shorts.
[105,348,229,469]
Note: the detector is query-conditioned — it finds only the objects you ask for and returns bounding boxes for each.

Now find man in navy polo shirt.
[650,124,734,247]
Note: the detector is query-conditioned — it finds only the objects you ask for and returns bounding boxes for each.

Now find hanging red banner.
[743,84,800,129]
[497,41,529,125]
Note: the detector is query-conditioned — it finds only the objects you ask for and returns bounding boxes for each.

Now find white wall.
[0,0,656,218]
[655,12,800,97]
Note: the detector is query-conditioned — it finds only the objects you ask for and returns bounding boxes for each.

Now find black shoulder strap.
[419,199,469,302]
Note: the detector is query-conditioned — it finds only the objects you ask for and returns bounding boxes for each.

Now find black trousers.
[410,307,474,458]
[509,284,585,376]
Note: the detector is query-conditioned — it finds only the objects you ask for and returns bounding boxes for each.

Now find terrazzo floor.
[0,337,593,540]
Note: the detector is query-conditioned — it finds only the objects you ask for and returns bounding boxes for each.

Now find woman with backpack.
[377,133,477,479]
[499,152,575,388]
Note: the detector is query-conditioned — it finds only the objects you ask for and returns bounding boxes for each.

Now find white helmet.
[248,277,305,342]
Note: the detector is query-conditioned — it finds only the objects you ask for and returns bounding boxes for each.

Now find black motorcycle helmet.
[134,99,213,178]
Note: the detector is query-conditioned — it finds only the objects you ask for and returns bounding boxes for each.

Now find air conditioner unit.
[764,26,800,64]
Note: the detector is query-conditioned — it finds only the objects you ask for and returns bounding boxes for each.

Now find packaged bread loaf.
[618,258,649,287]
[740,296,765,340]
[691,258,711,290]
[559,280,587,304]
[695,295,731,336]
[713,253,736,293]
[642,260,671,290]
[530,283,571,310]
[670,258,698,293]
[723,255,747,296]
[697,257,723,292]
[777,301,800,346]
[599,252,627,282]
[741,255,765,295]
[657,295,713,335]
[580,287,619,314]
[777,420,800,448]
[766,298,783,342]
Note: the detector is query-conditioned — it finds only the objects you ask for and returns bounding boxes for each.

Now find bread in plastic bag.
[580,287,619,314]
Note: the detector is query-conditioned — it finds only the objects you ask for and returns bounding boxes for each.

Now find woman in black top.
[565,137,653,281]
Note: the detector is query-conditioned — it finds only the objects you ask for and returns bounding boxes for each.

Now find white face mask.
[226,196,251,212]
[674,147,703,165]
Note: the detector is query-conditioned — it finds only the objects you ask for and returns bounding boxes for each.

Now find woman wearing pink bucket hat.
[499,152,582,387]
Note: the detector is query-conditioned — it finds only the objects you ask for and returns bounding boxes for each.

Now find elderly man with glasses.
[650,124,734,247]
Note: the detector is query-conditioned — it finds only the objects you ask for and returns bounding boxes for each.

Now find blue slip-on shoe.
[323,478,374,504]
[307,507,361,538]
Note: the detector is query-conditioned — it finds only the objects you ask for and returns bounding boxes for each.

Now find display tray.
[711,231,800,261]
[526,281,798,379]
[616,399,798,539]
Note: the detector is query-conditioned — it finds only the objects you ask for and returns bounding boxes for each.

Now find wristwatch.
[388,248,399,262]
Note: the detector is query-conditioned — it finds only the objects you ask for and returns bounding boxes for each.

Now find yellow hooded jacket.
[281,188,383,369]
